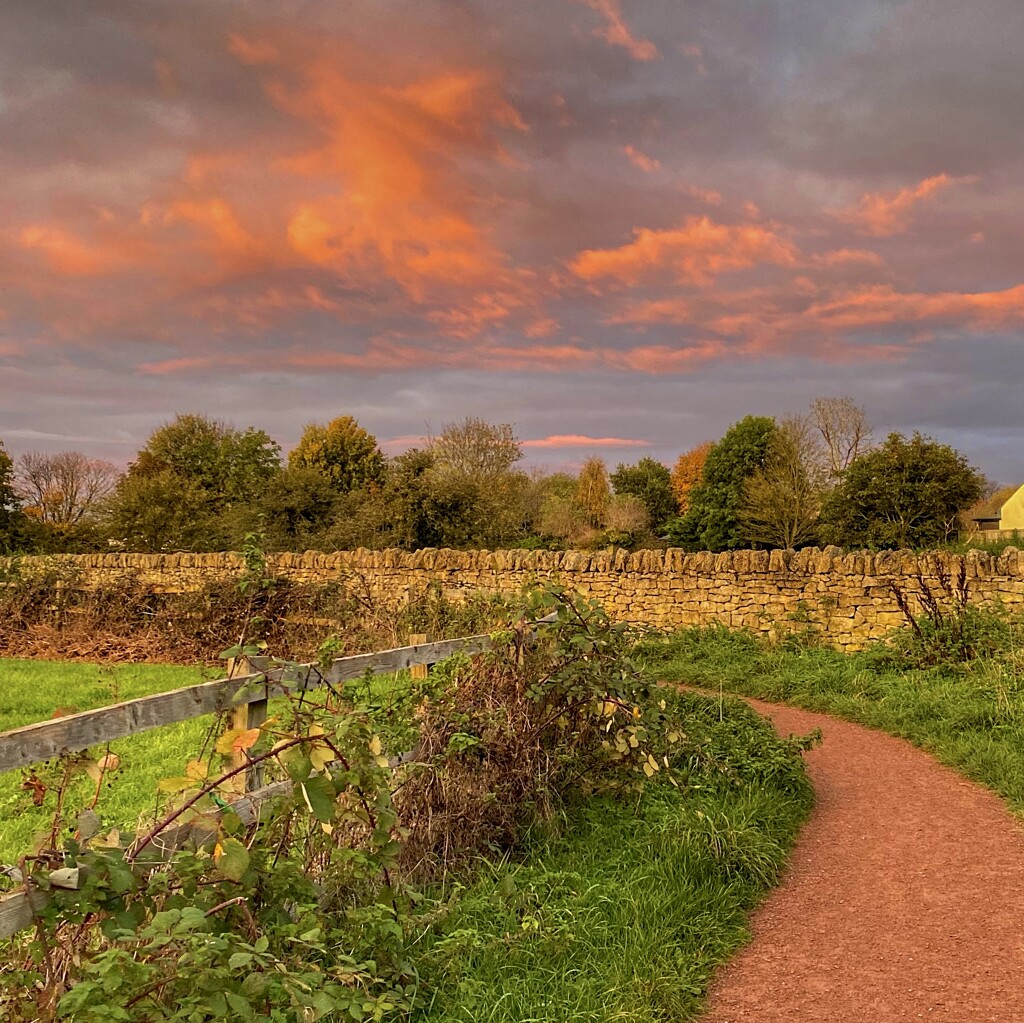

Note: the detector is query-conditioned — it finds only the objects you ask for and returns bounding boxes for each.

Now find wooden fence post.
[227,655,268,793]
[409,634,429,680]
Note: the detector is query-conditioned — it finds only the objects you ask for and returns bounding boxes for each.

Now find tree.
[15,451,119,526]
[819,432,984,549]
[0,440,22,550]
[289,416,385,492]
[575,457,611,529]
[669,417,777,551]
[134,414,281,506]
[257,465,343,549]
[610,457,675,532]
[739,417,827,549]
[670,442,713,514]
[104,469,220,552]
[810,396,872,477]
[428,417,523,478]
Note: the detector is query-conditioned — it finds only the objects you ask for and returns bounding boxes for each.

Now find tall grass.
[412,691,813,1022]
[642,609,1024,815]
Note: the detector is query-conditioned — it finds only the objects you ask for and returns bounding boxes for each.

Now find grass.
[642,616,1024,815]
[0,658,214,862]
[410,691,814,1022]
[0,658,424,863]
[1,658,814,1023]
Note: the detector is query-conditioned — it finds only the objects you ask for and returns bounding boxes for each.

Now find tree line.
[0,398,989,555]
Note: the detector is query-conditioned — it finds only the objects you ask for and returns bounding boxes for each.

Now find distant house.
[970,482,1024,534]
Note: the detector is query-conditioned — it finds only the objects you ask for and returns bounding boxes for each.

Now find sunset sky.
[2,0,1022,479]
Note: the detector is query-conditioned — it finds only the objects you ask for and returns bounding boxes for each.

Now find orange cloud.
[577,0,658,60]
[523,434,650,448]
[623,145,660,172]
[842,173,976,237]
[253,49,529,318]
[570,216,798,286]
[18,224,132,276]
[809,283,1024,329]
[813,248,885,267]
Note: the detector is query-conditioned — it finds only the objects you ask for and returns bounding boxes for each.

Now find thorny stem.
[127,735,312,861]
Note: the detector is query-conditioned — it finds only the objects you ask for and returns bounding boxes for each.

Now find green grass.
[642,621,1024,815]
[0,659,215,862]
[410,691,813,1022]
[1,659,814,1023]
[0,659,425,863]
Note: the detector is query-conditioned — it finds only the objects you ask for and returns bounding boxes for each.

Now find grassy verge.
[411,691,813,1023]
[642,620,1024,815]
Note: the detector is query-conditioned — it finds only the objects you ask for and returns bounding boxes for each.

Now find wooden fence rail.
[0,631,498,939]
[0,635,492,776]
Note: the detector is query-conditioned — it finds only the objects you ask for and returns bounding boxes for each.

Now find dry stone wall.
[2,547,1023,650]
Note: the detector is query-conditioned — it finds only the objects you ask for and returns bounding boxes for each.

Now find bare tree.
[739,417,827,549]
[810,397,872,477]
[428,418,522,479]
[16,451,120,525]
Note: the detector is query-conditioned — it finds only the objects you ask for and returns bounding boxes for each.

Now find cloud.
[623,144,660,173]
[840,173,977,237]
[576,0,658,61]
[522,434,649,448]
[570,216,799,286]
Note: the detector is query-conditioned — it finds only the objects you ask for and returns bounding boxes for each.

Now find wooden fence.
[0,632,495,939]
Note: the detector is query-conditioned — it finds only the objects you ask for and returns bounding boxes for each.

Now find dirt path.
[699,699,1024,1022]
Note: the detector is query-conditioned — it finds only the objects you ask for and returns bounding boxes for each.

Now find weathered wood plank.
[0,635,493,775]
[0,886,48,939]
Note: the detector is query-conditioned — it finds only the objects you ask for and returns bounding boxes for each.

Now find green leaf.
[280,746,313,782]
[228,952,254,970]
[300,775,336,823]
[215,837,250,881]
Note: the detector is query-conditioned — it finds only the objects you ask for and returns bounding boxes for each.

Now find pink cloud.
[570,216,799,287]
[623,144,660,173]
[523,434,650,448]
[841,173,977,237]
[576,0,658,61]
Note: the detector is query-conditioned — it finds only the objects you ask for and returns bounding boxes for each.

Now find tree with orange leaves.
[670,442,712,514]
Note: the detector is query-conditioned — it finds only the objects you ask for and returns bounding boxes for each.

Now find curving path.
[699,699,1024,1023]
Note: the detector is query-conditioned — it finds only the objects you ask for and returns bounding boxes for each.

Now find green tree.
[104,469,220,552]
[0,440,23,551]
[610,457,675,532]
[819,432,984,549]
[289,416,385,493]
[135,414,281,506]
[104,415,281,550]
[669,416,777,551]
[257,465,343,549]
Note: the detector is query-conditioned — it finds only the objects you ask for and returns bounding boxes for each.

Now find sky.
[1,0,1022,480]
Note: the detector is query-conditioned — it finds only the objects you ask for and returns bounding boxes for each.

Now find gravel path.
[699,699,1024,1022]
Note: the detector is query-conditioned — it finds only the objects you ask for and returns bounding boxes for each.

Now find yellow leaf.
[647,754,660,772]
[368,735,382,757]
[310,744,333,774]
[601,701,617,717]
[309,723,325,738]
[375,755,390,769]
[186,759,208,782]
[233,728,261,753]
[643,762,655,777]
[84,760,102,784]
[97,753,120,773]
